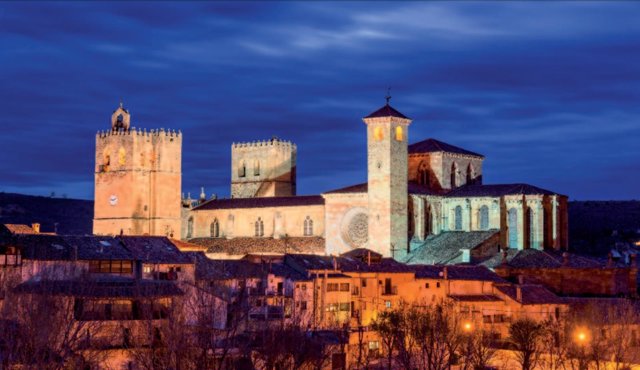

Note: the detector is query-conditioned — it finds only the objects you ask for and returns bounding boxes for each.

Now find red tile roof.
[188,237,326,256]
[3,224,37,234]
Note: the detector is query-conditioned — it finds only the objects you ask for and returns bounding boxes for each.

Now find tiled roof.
[285,253,413,274]
[3,224,37,234]
[446,184,559,198]
[403,231,499,265]
[409,138,483,158]
[120,236,193,264]
[482,248,607,269]
[410,264,506,282]
[9,234,192,264]
[494,284,564,305]
[189,237,325,256]
[449,294,503,302]
[190,252,310,281]
[364,104,409,119]
[193,195,324,211]
[13,278,183,298]
[324,182,441,196]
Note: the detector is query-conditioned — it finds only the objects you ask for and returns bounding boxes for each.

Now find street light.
[575,328,589,345]
[464,321,473,333]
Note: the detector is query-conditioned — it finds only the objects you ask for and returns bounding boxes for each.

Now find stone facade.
[364,112,411,257]
[408,151,484,192]
[93,104,182,238]
[230,138,296,198]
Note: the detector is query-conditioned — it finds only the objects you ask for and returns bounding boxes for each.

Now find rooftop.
[446,183,560,198]
[494,284,564,305]
[409,138,484,158]
[193,195,324,211]
[364,103,409,120]
[403,230,499,265]
[13,278,183,298]
[189,237,325,256]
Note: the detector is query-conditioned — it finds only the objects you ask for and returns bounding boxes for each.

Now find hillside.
[0,192,93,235]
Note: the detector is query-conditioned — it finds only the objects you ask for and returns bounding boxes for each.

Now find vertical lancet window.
[187,217,193,239]
[479,205,489,230]
[211,219,219,238]
[454,206,463,231]
[238,162,246,178]
[304,216,313,236]
[253,160,260,176]
[255,217,264,237]
[395,126,403,141]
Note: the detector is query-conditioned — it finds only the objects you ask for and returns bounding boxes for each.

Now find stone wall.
[324,192,369,255]
[409,152,483,192]
[94,128,182,238]
[189,204,325,239]
[230,139,296,198]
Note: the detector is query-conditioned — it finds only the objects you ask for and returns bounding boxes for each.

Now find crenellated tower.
[230,137,297,198]
[93,103,182,238]
[363,99,412,257]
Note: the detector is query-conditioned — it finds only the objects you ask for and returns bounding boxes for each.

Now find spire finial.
[119,98,123,109]
[385,87,391,105]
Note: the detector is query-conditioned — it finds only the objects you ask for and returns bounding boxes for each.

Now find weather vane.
[385,87,391,105]
[119,97,123,109]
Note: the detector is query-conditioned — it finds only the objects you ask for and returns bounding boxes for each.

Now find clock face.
[109,195,118,206]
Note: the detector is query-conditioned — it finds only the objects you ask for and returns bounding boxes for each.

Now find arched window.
[425,204,432,237]
[450,163,458,188]
[508,208,518,248]
[238,162,246,178]
[187,217,193,239]
[255,217,264,237]
[395,126,403,141]
[374,127,384,141]
[304,216,313,236]
[253,160,260,176]
[466,163,473,184]
[454,206,462,231]
[210,219,219,238]
[479,205,489,230]
[418,162,430,187]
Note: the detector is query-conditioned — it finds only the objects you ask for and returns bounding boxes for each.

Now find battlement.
[96,127,182,139]
[232,137,296,149]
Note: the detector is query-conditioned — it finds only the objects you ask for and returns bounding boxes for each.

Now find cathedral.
[93,99,569,263]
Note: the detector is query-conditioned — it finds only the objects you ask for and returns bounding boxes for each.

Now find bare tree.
[509,318,544,370]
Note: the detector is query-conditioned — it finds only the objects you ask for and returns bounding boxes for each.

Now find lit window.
[374,127,384,141]
[385,300,392,308]
[395,126,403,141]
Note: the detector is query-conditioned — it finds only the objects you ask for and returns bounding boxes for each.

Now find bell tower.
[93,102,182,238]
[363,97,412,258]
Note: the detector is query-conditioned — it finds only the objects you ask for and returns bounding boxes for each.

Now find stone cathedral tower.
[363,99,412,257]
[93,103,182,238]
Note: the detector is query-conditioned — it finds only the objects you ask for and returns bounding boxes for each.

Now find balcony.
[382,286,398,296]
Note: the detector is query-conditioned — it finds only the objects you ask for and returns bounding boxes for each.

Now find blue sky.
[1,1,639,200]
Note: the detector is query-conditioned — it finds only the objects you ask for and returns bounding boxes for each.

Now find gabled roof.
[403,231,499,265]
[193,195,324,211]
[120,236,192,264]
[449,294,503,302]
[364,104,409,119]
[483,248,607,269]
[446,183,560,198]
[409,138,483,158]
[3,224,38,235]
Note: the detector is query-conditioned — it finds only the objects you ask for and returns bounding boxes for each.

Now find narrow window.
[238,162,246,177]
[508,208,518,248]
[450,163,458,188]
[304,216,313,236]
[479,205,489,230]
[466,163,474,184]
[395,126,403,141]
[454,206,462,231]
[187,217,193,238]
[210,219,219,238]
[255,217,264,237]
[253,160,260,176]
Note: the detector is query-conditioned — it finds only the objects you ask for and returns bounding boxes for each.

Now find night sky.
[1,2,639,201]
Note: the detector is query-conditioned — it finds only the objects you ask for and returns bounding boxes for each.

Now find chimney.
[367,251,371,266]
[443,266,448,280]
[516,285,522,302]
[332,256,337,271]
[501,248,508,265]
[562,252,569,267]
[31,223,40,234]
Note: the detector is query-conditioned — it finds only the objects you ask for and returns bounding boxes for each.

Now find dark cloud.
[0,2,638,200]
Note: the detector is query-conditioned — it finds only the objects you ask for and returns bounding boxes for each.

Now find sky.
[1,1,639,201]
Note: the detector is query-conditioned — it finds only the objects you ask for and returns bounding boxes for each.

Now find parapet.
[96,127,182,139]
[231,137,296,149]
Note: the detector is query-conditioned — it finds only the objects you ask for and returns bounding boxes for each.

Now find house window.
[395,126,403,141]
[385,300,392,308]
[327,283,339,292]
[454,206,463,231]
[210,219,219,238]
[425,282,430,289]
[254,217,264,237]
[340,283,350,292]
[436,282,441,288]
[301,301,307,310]
[187,217,193,238]
[304,216,313,236]
[361,278,367,288]
[479,205,489,230]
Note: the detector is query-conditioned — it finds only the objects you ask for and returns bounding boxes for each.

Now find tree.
[509,318,544,370]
